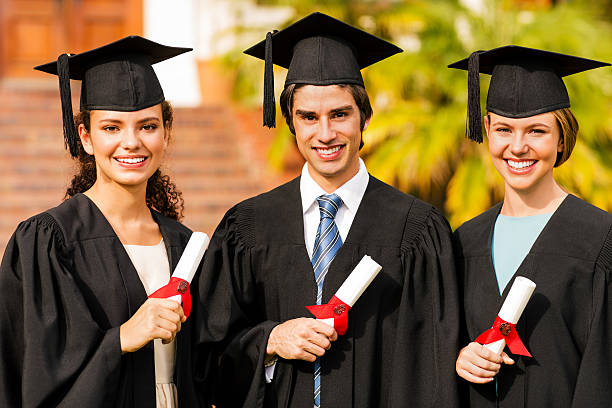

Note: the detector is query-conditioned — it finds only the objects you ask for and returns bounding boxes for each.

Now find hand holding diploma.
[475,276,536,356]
[455,276,535,384]
[306,255,382,335]
[120,232,209,353]
[265,255,381,363]
[148,232,210,319]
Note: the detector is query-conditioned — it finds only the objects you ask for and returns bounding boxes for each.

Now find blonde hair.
[551,108,579,167]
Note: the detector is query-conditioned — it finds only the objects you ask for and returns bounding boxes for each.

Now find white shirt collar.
[300,158,369,215]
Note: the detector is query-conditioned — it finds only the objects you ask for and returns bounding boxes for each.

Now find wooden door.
[0,0,142,78]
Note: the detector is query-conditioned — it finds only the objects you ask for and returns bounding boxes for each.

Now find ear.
[557,134,564,153]
[362,115,372,132]
[483,114,490,138]
[163,121,170,149]
[78,123,94,155]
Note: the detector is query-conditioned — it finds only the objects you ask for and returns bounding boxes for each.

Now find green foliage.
[231,0,612,228]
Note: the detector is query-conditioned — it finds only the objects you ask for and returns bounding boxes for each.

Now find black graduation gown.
[454,194,612,407]
[197,176,461,408]
[0,193,210,407]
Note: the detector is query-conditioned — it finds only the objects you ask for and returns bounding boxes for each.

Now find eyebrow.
[98,117,161,124]
[295,105,354,116]
[98,118,122,124]
[490,120,512,127]
[491,120,551,129]
[136,117,161,124]
[295,109,315,117]
[330,105,354,114]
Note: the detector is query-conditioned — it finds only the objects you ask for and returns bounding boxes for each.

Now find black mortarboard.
[449,45,610,143]
[244,12,402,128]
[34,36,191,157]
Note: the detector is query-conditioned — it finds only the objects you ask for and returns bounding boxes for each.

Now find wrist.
[266,324,279,357]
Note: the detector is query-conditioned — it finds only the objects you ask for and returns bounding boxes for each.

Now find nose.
[121,127,141,150]
[318,117,335,144]
[509,132,529,156]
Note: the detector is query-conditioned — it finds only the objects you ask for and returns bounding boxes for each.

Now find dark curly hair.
[65,101,184,220]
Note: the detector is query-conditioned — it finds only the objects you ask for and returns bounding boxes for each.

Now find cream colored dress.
[124,239,178,408]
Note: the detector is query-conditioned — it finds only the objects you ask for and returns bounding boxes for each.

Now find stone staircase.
[0,83,293,252]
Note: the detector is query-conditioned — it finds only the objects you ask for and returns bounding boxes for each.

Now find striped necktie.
[312,193,343,408]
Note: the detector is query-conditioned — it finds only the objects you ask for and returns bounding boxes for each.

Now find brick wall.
[0,83,299,252]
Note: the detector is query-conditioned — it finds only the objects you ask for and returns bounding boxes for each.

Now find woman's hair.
[551,107,579,167]
[65,101,184,220]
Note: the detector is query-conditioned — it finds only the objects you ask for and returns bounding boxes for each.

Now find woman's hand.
[456,342,515,383]
[119,298,186,353]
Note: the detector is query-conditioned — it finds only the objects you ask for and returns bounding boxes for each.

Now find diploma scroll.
[306,255,382,335]
[149,232,210,319]
[476,276,536,356]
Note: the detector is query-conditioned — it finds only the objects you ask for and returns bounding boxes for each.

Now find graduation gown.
[0,193,210,407]
[454,194,612,407]
[197,176,460,408]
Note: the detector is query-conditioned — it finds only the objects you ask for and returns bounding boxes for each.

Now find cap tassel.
[263,31,276,128]
[467,51,484,143]
[57,54,79,157]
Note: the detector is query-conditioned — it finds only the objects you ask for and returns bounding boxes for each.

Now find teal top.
[492,212,553,294]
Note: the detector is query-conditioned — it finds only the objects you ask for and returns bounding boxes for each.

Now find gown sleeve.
[389,205,461,407]
[570,227,612,407]
[0,214,122,407]
[195,204,276,408]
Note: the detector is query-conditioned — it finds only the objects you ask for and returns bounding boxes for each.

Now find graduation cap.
[244,12,403,128]
[34,36,192,157]
[448,45,610,143]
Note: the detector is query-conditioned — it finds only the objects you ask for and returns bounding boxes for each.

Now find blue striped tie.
[312,193,343,408]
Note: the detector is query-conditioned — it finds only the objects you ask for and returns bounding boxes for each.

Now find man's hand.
[266,317,338,362]
[119,298,186,354]
[456,342,514,383]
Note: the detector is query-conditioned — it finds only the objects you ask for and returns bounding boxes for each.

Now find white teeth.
[508,160,535,169]
[317,146,341,155]
[117,157,146,164]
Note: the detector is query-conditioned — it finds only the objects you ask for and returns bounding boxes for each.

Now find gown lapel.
[75,193,149,316]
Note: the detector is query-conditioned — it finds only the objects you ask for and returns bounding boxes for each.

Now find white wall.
[143,0,293,107]
[196,0,294,59]
[144,0,201,107]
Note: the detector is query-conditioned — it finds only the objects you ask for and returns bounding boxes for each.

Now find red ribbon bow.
[475,316,532,357]
[306,296,351,335]
[148,277,192,319]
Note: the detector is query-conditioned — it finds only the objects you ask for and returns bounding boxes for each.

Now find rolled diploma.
[167,232,210,303]
[484,276,536,354]
[318,255,382,326]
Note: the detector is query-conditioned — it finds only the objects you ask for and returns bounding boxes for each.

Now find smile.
[316,146,341,155]
[505,159,537,174]
[507,159,536,169]
[313,145,345,161]
[115,157,146,164]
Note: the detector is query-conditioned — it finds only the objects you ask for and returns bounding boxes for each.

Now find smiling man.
[197,13,461,408]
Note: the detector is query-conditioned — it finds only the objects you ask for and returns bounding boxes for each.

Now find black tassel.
[467,51,484,143]
[57,54,79,157]
[263,31,276,128]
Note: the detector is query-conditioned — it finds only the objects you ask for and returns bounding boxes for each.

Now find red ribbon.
[306,295,351,335]
[148,277,192,319]
[475,316,532,357]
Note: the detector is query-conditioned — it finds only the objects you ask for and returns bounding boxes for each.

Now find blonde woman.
[450,46,612,407]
